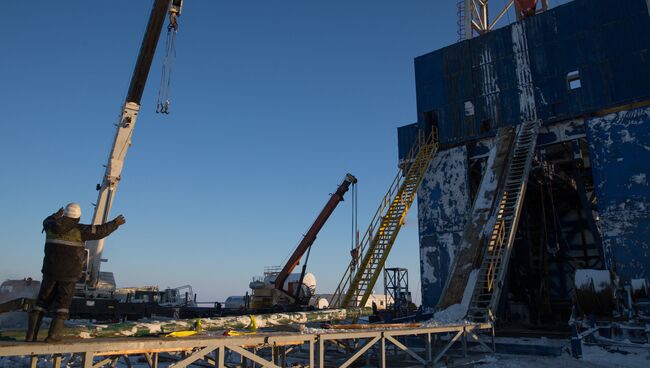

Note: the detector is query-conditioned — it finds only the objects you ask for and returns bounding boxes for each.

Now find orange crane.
[250,174,357,309]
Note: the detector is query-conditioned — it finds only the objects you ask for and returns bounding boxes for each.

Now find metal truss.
[460,0,550,40]
[0,323,493,367]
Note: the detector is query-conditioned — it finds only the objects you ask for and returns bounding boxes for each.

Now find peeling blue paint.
[417,146,470,308]
[587,107,650,280]
[412,0,650,146]
[397,0,650,308]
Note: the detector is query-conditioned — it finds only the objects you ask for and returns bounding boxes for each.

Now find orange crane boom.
[274,174,357,292]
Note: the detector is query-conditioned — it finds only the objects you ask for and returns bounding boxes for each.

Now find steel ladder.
[466,120,541,322]
[329,128,439,308]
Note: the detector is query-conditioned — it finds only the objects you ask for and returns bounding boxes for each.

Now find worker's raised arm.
[80,215,126,241]
[41,208,65,233]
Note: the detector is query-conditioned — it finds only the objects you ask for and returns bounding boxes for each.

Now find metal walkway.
[330,128,439,309]
[467,120,541,322]
[0,322,493,367]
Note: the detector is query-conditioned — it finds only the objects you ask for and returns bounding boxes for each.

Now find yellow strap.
[165,330,197,338]
[165,319,202,338]
[225,330,257,337]
[249,315,257,331]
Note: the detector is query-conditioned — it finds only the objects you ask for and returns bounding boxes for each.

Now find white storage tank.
[224,296,246,309]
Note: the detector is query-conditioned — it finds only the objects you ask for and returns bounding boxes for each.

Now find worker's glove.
[113,215,126,226]
[55,207,64,218]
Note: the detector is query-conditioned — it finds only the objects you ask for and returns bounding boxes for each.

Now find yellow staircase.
[330,128,439,308]
[467,120,541,322]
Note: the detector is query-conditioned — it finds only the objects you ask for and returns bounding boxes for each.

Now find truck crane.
[0,0,199,321]
[82,0,183,296]
[250,174,358,310]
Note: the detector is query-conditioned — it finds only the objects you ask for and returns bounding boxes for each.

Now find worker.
[25,203,126,342]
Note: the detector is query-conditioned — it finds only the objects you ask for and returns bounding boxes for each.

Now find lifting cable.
[295,244,313,301]
[156,12,179,114]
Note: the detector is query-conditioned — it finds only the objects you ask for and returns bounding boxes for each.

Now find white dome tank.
[285,272,316,291]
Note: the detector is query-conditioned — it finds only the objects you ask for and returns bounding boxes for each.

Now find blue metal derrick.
[399,0,650,309]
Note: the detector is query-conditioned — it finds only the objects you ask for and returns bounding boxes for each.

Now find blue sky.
[0,1,562,304]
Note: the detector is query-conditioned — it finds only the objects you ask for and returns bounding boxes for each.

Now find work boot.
[44,317,65,343]
[25,310,44,342]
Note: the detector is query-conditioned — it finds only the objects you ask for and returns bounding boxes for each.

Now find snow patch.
[630,278,647,293]
[479,46,501,124]
[631,173,647,186]
[429,269,478,323]
[574,269,611,292]
[620,129,636,143]
[512,23,537,122]
[79,331,92,339]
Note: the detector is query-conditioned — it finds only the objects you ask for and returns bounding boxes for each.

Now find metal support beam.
[339,336,380,368]
[53,354,62,368]
[462,327,468,358]
[318,337,325,368]
[121,355,132,368]
[309,338,314,368]
[169,345,218,368]
[461,0,553,39]
[385,335,427,365]
[1,324,493,368]
[144,352,159,368]
[82,352,93,368]
[217,346,225,368]
[380,336,386,368]
[434,329,465,363]
[467,330,494,352]
[228,345,281,368]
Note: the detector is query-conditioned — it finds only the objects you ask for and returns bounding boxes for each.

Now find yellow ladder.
[330,128,439,308]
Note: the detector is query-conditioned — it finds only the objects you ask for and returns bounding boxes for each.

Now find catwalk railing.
[0,322,493,367]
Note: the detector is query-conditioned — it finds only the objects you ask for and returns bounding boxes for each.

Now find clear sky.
[0,1,564,305]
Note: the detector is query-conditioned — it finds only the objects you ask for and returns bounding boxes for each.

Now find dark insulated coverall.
[28,211,120,341]
[36,211,120,315]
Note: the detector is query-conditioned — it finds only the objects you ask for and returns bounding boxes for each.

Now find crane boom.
[274,174,358,291]
[85,0,182,287]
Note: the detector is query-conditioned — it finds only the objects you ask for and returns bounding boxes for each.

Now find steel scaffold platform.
[0,322,493,367]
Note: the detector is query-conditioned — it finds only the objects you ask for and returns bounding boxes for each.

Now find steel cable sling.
[156,12,179,114]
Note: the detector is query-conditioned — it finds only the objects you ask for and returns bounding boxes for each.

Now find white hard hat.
[64,203,81,219]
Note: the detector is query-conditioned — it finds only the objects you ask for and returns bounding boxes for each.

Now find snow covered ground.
[478,344,650,368]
